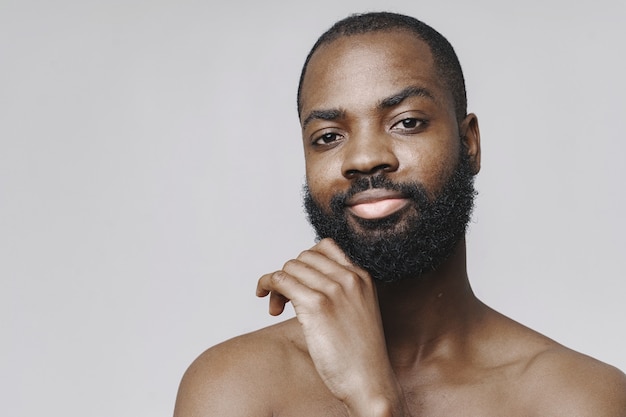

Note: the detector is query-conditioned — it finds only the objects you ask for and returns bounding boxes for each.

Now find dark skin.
[174,30,626,417]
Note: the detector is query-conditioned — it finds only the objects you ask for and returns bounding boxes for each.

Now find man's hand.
[257,238,410,417]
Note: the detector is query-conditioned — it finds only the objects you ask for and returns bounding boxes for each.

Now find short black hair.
[297,12,467,124]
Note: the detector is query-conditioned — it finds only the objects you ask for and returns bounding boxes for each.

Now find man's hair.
[297,12,467,124]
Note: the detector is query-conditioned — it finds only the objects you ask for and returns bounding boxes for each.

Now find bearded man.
[174,12,626,417]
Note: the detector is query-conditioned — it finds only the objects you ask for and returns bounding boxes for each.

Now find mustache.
[329,174,430,213]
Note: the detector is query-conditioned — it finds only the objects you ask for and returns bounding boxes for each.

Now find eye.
[313,132,342,146]
[392,117,424,131]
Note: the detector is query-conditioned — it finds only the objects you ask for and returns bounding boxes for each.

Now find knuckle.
[296,249,314,262]
[341,270,362,288]
[308,291,330,310]
[270,270,288,286]
[340,271,369,295]
[324,280,343,298]
[282,259,299,271]
[316,238,333,250]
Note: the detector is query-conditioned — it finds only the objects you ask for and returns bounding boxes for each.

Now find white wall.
[1,0,624,415]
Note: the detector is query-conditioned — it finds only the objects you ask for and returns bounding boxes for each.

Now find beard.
[303,148,476,283]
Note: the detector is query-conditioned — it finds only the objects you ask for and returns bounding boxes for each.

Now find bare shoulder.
[173,318,305,417]
[479,309,625,416]
[522,341,626,416]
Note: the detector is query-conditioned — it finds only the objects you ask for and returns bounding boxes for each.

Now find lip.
[345,189,410,220]
[345,189,406,206]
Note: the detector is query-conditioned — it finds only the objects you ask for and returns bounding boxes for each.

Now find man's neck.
[375,238,486,368]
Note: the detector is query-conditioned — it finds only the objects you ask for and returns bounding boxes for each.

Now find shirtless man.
[174,12,626,417]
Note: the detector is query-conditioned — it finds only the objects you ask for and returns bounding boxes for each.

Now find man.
[174,12,626,416]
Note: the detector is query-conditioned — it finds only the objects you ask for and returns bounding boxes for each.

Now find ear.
[460,113,481,175]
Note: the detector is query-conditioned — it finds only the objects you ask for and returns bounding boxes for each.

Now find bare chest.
[274,392,531,417]
[273,374,532,417]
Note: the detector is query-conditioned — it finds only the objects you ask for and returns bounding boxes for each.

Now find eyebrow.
[378,86,435,109]
[301,109,345,130]
[301,86,435,129]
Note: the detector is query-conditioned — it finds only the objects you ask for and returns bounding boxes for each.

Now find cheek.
[305,157,342,206]
[397,140,460,191]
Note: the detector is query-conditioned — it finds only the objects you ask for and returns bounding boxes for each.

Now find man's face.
[299,30,480,282]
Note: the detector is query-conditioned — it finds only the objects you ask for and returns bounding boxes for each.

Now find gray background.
[1,0,624,415]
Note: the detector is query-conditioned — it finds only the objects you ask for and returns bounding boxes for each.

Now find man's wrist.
[345,390,411,417]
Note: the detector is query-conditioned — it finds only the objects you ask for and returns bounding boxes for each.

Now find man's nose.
[341,132,400,179]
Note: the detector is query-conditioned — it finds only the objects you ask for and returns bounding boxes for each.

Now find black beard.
[303,150,476,283]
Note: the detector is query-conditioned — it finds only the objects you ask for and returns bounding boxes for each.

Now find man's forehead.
[299,30,448,120]
[305,30,435,77]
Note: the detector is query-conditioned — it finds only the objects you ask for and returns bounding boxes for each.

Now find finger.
[257,272,291,316]
[256,272,273,297]
[309,239,371,279]
[268,291,290,316]
[311,238,354,266]
[282,257,345,294]
[284,253,371,295]
[292,250,341,276]
[257,270,324,315]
